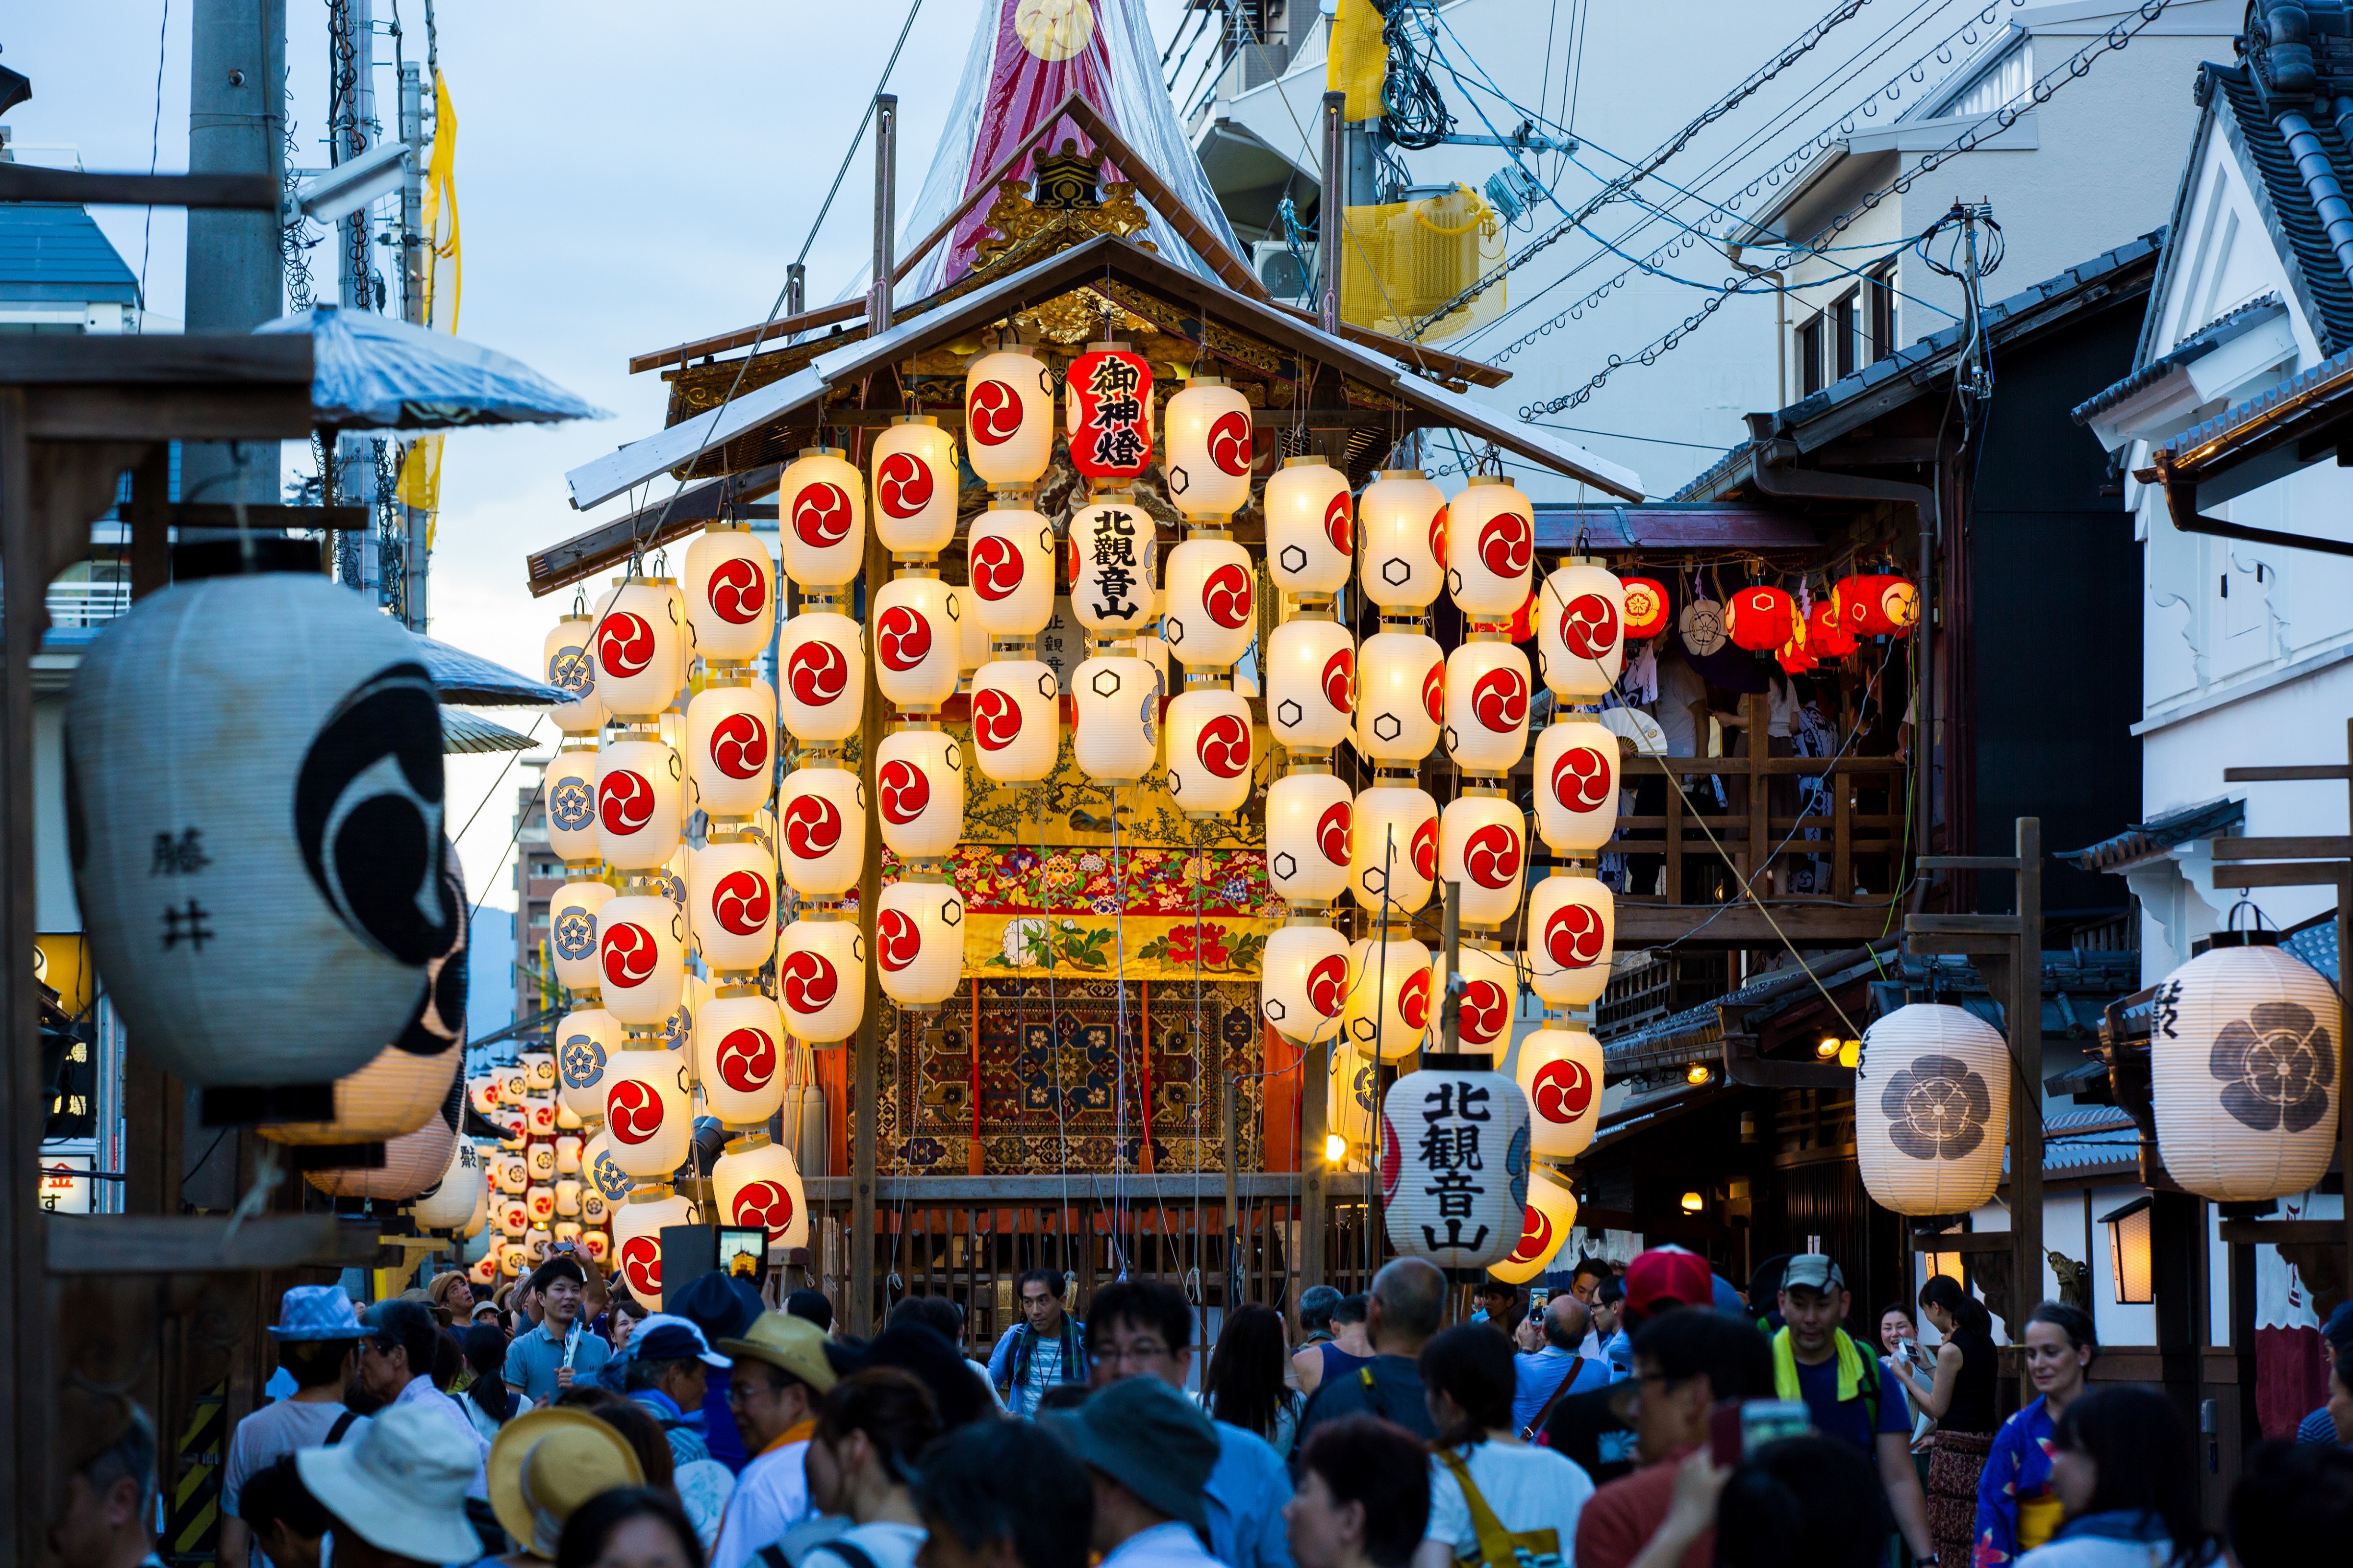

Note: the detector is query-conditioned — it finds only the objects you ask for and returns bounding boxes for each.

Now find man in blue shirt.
[502,1255,610,1406]
[2296,1304,2353,1445]
[1512,1295,1611,1435]
[988,1268,1089,1416]
[1771,1253,1932,1561]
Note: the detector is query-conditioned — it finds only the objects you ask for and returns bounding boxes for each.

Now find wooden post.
[1300,1033,1327,1300]
[851,525,885,1337]
[2341,722,2352,1269]
[2012,817,2043,1357]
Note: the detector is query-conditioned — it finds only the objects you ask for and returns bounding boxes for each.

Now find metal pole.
[1319,92,1344,336]
[329,0,382,598]
[397,60,428,630]
[2013,817,2044,1369]
[1439,880,1463,1056]
[787,264,806,322]
[870,95,898,334]
[1299,1028,1328,1302]
[1223,1073,1240,1309]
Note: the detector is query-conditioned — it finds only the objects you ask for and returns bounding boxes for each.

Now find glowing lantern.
[1066,345,1155,483]
[966,504,1056,636]
[779,613,866,744]
[1069,498,1160,639]
[778,448,866,587]
[1382,1059,1529,1268]
[1516,1027,1603,1159]
[1447,476,1535,618]
[499,1195,529,1238]
[1262,923,1352,1044]
[467,1074,501,1117]
[1346,936,1433,1062]
[969,660,1061,783]
[1266,619,1353,749]
[690,838,778,973]
[1525,874,1615,1008]
[1619,576,1669,639]
[1163,537,1256,671]
[682,525,775,664]
[596,738,684,871]
[595,894,687,1028]
[875,729,966,859]
[492,1150,527,1195]
[778,766,865,898]
[1451,945,1520,1053]
[1437,794,1527,927]
[876,879,966,1007]
[1266,458,1352,594]
[307,1088,460,1200]
[411,1137,485,1230]
[549,878,615,996]
[1725,585,1795,651]
[1358,471,1445,610]
[686,678,776,820]
[545,747,601,865]
[526,1186,557,1227]
[1329,1051,1380,1158]
[543,617,605,735]
[964,347,1055,489]
[556,1135,582,1175]
[1071,654,1162,786]
[1266,773,1352,904]
[1355,631,1444,762]
[1443,642,1531,773]
[578,1231,609,1266]
[590,577,687,719]
[1350,786,1437,915]
[1537,562,1626,698]
[525,1095,558,1143]
[867,575,960,711]
[777,919,866,1044]
[1489,1166,1579,1285]
[611,1188,696,1311]
[713,1135,810,1248]
[555,1006,619,1122]
[582,1129,631,1211]
[1534,719,1620,854]
[257,1042,459,1147]
[554,1181,581,1218]
[500,1061,528,1109]
[1807,600,1859,659]
[871,417,959,554]
[1162,379,1253,518]
[1777,617,1817,676]
[1165,688,1254,816]
[1835,573,1919,637]
[695,990,785,1126]
[1855,1003,2011,1216]
[601,1044,693,1178]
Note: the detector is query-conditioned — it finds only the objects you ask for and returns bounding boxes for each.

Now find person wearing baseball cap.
[708,1312,840,1568]
[1771,1254,1934,1563]
[1045,1373,1225,1568]
[295,1402,486,1568]
[1536,1248,1734,1488]
[223,1287,368,1568]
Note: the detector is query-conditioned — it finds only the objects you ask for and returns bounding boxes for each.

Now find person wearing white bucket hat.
[295,1402,485,1568]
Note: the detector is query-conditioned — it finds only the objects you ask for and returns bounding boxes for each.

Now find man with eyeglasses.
[708,1312,840,1568]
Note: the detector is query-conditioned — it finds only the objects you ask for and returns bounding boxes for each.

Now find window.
[1867,263,1899,363]
[1832,291,1859,381]
[1797,312,1826,397]
[1950,41,2032,119]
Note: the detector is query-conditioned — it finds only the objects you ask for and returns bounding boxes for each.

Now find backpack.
[1433,1450,1564,1568]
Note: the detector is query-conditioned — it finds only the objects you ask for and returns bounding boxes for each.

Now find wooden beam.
[175,503,369,532]
[2216,1220,2347,1246]
[1904,913,2024,934]
[2209,862,2346,889]
[1918,855,2024,871]
[45,1216,381,1273]
[628,302,870,376]
[800,1172,1355,1201]
[26,386,316,442]
[526,464,783,597]
[0,166,281,209]
[1613,902,1907,946]
[2222,764,2353,782]
[2209,836,2353,860]
[0,335,312,386]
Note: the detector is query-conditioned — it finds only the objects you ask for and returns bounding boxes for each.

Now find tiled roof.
[0,202,138,304]
[2149,334,2353,464]
[2057,796,2246,873]
[2280,912,2340,984]
[2203,53,2353,355]
[2003,1103,2141,1178]
[2070,293,2285,425]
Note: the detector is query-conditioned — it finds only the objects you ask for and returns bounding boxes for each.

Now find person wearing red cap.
[1540,1250,1720,1488]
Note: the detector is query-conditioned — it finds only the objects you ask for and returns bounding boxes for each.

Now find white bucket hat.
[296,1402,483,1564]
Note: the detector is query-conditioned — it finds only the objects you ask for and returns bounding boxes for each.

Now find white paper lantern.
[778,919,866,1044]
[258,1040,459,1145]
[1489,1166,1578,1285]
[1069,498,1161,638]
[592,578,688,719]
[1266,773,1352,904]
[556,1134,582,1175]
[543,616,605,735]
[583,1128,632,1210]
[1165,687,1254,815]
[696,991,785,1126]
[690,838,778,973]
[1350,786,1437,915]
[601,1045,694,1178]
[871,416,959,554]
[1537,562,1625,699]
[874,576,965,711]
[1447,477,1535,619]
[714,1138,811,1248]
[1266,458,1353,595]
[682,525,776,664]
[1453,945,1520,1053]
[499,1239,528,1277]
[550,878,615,998]
[492,1149,527,1195]
[578,1230,609,1266]
[555,1006,619,1122]
[307,1088,460,1200]
[780,612,866,744]
[595,894,687,1028]
[1358,471,1445,610]
[556,1098,584,1133]
[554,1179,582,1218]
[596,738,684,871]
[499,1195,529,1238]
[1526,874,1615,1008]
[545,746,602,866]
[1382,1058,1529,1268]
[876,729,966,859]
[411,1136,486,1230]
[2149,936,2344,1201]
[1356,631,1443,762]
[965,505,1056,637]
[780,448,867,588]
[467,1074,501,1117]
[877,880,966,1007]
[1855,1003,2012,1216]
[1162,537,1256,670]
[500,1062,528,1110]
[1534,719,1621,855]
[778,765,867,897]
[964,348,1055,489]
[1071,654,1163,785]
[526,1185,558,1228]
[1267,619,1353,750]
[969,660,1060,783]
[1437,794,1527,927]
[64,572,454,1093]
[1517,1027,1604,1159]
[611,1189,697,1311]
[685,679,776,820]
[1262,924,1352,1044]
[1329,1050,1381,1156]
[1163,379,1254,518]
[525,1094,559,1143]
[1346,936,1432,1062]
[1443,642,1531,773]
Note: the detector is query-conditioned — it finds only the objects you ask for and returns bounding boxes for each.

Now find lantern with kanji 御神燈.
[1266,772,1352,904]
[411,1136,485,1230]
[258,1040,460,1147]
[1835,573,1919,637]
[966,504,1056,636]
[877,878,966,1008]
[873,576,964,711]
[714,1133,809,1248]
[611,1187,696,1310]
[1436,792,1527,928]
[555,1006,618,1122]
[871,417,959,554]
[1350,785,1437,915]
[691,836,777,973]
[1070,498,1160,640]
[544,746,601,864]
[1443,640,1530,773]
[1725,584,1795,652]
[1358,471,1445,610]
[696,988,783,1126]
[601,1043,693,1179]
[1807,599,1858,660]
[1488,1165,1579,1285]
[965,347,1055,489]
[780,448,866,587]
[1261,922,1351,1044]
[590,577,687,718]
[875,730,965,859]
[969,660,1061,784]
[549,878,614,996]
[1163,378,1253,518]
[1266,458,1352,594]
[543,616,604,735]
[682,524,775,664]
[685,676,776,821]
[1534,720,1620,854]
[1382,1059,1530,1269]
[1452,944,1519,1053]
[2147,933,2342,1202]
[1855,1003,2011,1215]
[596,737,683,872]
[778,766,864,898]
[1526,874,1614,1008]
[1163,537,1256,672]
[1537,561,1625,699]
[1447,476,1535,619]
[595,894,687,1029]
[1619,576,1669,639]
[1067,344,1155,484]
[1346,936,1433,1062]
[1355,631,1444,762]
[1517,1027,1603,1159]
[780,612,866,744]
[1267,618,1353,750]
[1165,688,1254,817]
[778,917,866,1045]
[1071,653,1162,786]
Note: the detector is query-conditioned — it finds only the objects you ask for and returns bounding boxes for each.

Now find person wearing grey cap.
[1771,1254,1933,1563]
[1046,1373,1225,1568]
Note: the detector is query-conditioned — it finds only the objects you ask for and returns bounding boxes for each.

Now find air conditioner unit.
[1252,240,1314,308]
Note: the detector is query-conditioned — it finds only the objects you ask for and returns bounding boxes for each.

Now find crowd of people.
[47,1243,2353,1568]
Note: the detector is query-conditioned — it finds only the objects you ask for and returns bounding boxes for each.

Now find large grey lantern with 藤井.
[1854,1003,2010,1216]
[1380,1056,1531,1269]
[65,572,453,1098]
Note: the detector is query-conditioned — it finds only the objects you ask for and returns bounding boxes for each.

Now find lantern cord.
[447,713,553,926]
[221,1142,286,1250]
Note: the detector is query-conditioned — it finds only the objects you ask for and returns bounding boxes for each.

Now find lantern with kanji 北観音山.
[1381,1057,1531,1269]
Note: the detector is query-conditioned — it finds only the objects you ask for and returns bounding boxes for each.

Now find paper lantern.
[876,880,965,1007]
[1163,379,1253,518]
[555,1097,584,1132]
[1525,874,1615,1007]
[596,737,684,871]
[779,612,866,744]
[499,1195,529,1238]
[1537,563,1625,699]
[64,571,455,1093]
[500,1062,528,1109]
[492,1148,527,1195]
[1266,458,1352,594]
[1165,688,1254,815]
[549,879,615,996]
[695,991,785,1126]
[1355,631,1443,762]
[1835,573,1919,637]
[1516,1027,1604,1159]
[1163,537,1255,670]
[1854,1003,2011,1216]
[1436,794,1527,927]
[969,660,1061,783]
[875,729,966,859]
[544,746,601,865]
[1619,576,1668,639]
[611,1188,697,1311]
[1350,786,1437,915]
[526,1185,558,1227]
[1066,345,1154,483]
[1329,1050,1380,1157]
[682,525,776,664]
[1069,497,1160,638]
[555,1007,619,1122]
[1346,936,1432,1062]
[1381,1059,1529,1268]
[1452,945,1519,1053]
[258,1040,459,1145]
[966,505,1056,637]
[1267,619,1353,749]
[1071,654,1163,785]
[1443,642,1531,773]
[2148,936,2342,1201]
[601,1045,694,1178]
[714,1136,811,1247]
[499,1239,529,1277]
[578,1230,609,1266]
[685,679,776,820]
[1679,595,1726,657]
[469,1253,499,1287]
[543,617,605,735]
[591,578,687,719]
[1266,773,1352,904]
[554,1181,582,1218]
[1489,1166,1579,1285]
[874,576,964,711]
[582,1128,632,1209]
[307,1084,461,1200]
[690,838,778,973]
[1358,471,1445,610]
[1776,616,1817,676]
[1807,600,1859,659]
[964,348,1055,489]
[1726,585,1795,651]
[525,1095,558,1141]
[555,1134,582,1175]
[467,1074,501,1116]
[778,448,866,588]
[1447,477,1534,618]
[776,765,865,897]
[595,894,687,1028]
[871,416,959,554]
[411,1137,485,1229]
[1534,719,1620,855]
[778,919,866,1044]
[1261,923,1351,1044]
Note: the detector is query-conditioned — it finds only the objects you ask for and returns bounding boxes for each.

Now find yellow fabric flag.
[400,73,461,542]
[1327,0,1388,123]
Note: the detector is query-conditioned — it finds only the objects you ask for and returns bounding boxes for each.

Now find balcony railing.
[41,578,132,644]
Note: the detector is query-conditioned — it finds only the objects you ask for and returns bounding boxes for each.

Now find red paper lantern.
[1776,616,1816,675]
[1618,576,1668,638]
[1806,600,1857,659]
[1835,574,1920,637]
[1065,346,1154,483]
[1725,585,1795,651]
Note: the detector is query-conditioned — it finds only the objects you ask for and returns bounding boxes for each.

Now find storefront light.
[2103,1195,2153,1305]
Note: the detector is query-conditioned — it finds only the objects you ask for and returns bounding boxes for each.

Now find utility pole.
[397,57,428,629]
[327,0,385,603]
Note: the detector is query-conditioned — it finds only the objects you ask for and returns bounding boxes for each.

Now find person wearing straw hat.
[484,1406,648,1565]
[709,1312,841,1568]
[223,1286,369,1568]
[295,1402,487,1568]
[1044,1373,1225,1568]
